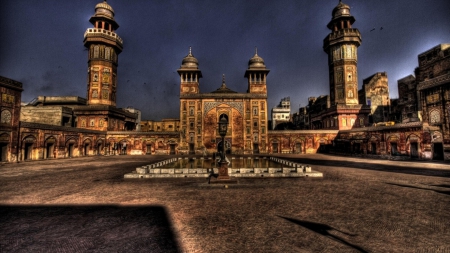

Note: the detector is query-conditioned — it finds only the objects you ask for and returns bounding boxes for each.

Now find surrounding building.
[271,97,291,130]
[0,76,23,162]
[359,72,390,123]
[0,0,448,162]
[397,75,420,123]
[140,119,180,132]
[416,44,450,158]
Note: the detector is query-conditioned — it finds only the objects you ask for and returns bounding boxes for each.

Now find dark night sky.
[1,0,449,120]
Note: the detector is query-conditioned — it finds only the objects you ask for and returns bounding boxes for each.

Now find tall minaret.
[177,47,202,95]
[84,0,123,106]
[323,1,361,106]
[245,48,269,94]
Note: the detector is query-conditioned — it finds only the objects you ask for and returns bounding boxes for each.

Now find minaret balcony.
[324,28,361,48]
[84,28,123,48]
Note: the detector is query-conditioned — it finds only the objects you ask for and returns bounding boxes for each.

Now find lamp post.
[217,115,230,180]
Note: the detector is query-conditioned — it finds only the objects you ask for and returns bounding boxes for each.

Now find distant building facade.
[271,97,291,130]
[416,44,450,159]
[397,75,420,123]
[0,76,23,162]
[359,72,390,123]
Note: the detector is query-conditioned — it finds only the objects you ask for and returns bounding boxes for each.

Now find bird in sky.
[370,28,376,32]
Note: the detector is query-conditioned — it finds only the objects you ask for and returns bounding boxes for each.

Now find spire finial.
[189,46,192,55]
[221,74,226,88]
[255,46,258,56]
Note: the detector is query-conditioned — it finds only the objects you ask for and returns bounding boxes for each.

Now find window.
[105,47,110,60]
[0,110,11,124]
[348,90,354,98]
[342,118,347,127]
[81,119,86,127]
[94,46,99,58]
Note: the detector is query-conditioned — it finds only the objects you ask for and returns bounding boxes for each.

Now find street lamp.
[217,115,230,180]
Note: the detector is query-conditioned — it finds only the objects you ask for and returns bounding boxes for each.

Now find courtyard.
[0,154,449,252]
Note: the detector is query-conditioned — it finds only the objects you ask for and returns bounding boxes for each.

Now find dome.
[332,1,351,20]
[181,47,199,68]
[95,1,115,17]
[248,48,265,68]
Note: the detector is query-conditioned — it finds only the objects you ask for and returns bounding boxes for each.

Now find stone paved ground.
[0,154,449,253]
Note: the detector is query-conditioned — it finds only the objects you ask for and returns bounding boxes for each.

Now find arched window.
[429,110,440,124]
[105,47,110,60]
[348,90,354,98]
[94,46,99,58]
[0,110,12,124]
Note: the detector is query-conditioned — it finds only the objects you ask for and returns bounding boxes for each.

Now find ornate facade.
[311,1,371,131]
[416,44,450,158]
[178,49,269,154]
[0,76,23,162]
[359,72,390,123]
[0,1,447,162]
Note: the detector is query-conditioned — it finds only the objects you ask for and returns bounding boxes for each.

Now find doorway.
[0,143,8,161]
[433,143,444,160]
[68,143,74,157]
[84,143,90,156]
[295,143,302,154]
[170,144,176,155]
[253,144,259,154]
[353,143,361,154]
[97,143,102,155]
[371,142,377,155]
[410,142,419,158]
[272,143,278,153]
[146,144,152,155]
[46,143,54,159]
[390,143,398,155]
[189,143,195,154]
[24,143,33,160]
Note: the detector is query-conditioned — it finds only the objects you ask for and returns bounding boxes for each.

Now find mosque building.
[177,48,269,154]
[0,0,447,161]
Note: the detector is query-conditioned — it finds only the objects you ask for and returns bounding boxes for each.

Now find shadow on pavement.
[278,216,368,253]
[385,183,450,196]
[284,156,450,178]
[0,205,181,253]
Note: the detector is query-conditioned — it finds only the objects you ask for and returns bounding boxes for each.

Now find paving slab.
[0,154,449,252]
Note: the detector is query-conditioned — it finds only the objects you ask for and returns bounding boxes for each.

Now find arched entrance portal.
[0,133,9,161]
[45,136,57,159]
[83,139,91,156]
[66,138,77,158]
[22,135,36,160]
[96,139,104,155]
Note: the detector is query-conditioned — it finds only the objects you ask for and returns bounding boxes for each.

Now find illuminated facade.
[178,48,269,154]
